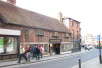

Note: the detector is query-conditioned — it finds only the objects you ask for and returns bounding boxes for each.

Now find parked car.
[85,44,92,50]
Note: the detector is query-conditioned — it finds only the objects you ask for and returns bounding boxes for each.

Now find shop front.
[49,39,61,55]
[0,28,20,60]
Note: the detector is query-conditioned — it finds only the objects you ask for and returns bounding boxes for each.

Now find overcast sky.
[2,0,102,36]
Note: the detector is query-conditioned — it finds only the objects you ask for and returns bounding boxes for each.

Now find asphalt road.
[13,49,99,68]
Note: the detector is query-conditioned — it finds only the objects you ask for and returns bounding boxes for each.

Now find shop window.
[0,37,4,54]
[0,37,17,54]
[62,44,64,51]
[44,44,48,52]
[65,43,69,50]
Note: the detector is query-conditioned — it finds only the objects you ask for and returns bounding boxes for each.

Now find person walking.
[36,46,40,60]
[39,45,43,58]
[32,45,37,59]
[17,45,28,63]
[26,45,30,61]
[29,45,33,57]
[41,46,44,58]
[87,44,91,51]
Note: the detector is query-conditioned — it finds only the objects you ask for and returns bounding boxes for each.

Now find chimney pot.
[7,0,16,5]
[57,12,63,23]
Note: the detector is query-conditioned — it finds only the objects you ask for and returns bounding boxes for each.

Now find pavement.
[0,47,101,68]
[72,57,102,68]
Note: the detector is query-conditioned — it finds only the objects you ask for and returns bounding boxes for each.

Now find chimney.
[57,12,63,23]
[7,0,16,5]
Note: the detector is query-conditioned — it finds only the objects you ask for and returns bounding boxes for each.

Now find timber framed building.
[0,1,72,60]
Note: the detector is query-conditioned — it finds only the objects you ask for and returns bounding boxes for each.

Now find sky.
[2,0,102,36]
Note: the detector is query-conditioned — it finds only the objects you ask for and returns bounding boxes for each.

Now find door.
[54,43,60,54]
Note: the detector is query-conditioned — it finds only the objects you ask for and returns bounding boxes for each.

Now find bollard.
[99,55,102,64]
[79,57,81,68]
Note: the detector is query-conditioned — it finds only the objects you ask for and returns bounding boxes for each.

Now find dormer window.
[35,29,44,36]
[53,32,59,37]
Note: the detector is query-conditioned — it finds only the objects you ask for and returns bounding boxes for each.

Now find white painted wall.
[63,19,69,29]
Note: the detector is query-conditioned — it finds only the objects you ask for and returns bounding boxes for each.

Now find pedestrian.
[82,44,84,49]
[39,45,43,58]
[36,46,40,60]
[26,45,30,61]
[17,45,28,63]
[84,44,87,50]
[42,46,44,58]
[32,45,37,59]
[87,45,90,51]
[29,45,33,56]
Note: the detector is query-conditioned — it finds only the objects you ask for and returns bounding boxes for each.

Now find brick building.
[62,15,81,52]
[0,1,72,59]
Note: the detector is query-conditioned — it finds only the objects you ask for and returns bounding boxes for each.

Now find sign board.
[97,35,100,41]
[49,39,61,43]
[0,28,20,36]
[24,30,29,37]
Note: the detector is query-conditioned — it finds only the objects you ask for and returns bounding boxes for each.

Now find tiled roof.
[0,1,70,33]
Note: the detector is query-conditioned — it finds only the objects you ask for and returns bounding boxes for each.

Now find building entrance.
[53,43,60,54]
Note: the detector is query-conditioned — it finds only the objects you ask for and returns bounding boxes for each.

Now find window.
[72,30,74,38]
[76,31,78,39]
[44,44,48,52]
[62,43,65,51]
[65,33,69,38]
[0,37,17,54]
[76,23,78,28]
[35,29,44,36]
[0,37,4,53]
[53,32,59,37]
[71,21,74,27]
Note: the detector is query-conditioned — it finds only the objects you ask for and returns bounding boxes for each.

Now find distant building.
[84,34,96,45]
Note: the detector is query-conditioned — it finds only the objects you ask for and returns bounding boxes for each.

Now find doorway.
[53,43,60,54]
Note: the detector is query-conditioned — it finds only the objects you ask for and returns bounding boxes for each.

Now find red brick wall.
[69,21,80,39]
[0,22,71,46]
[44,30,50,42]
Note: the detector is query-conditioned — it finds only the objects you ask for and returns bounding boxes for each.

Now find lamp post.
[97,35,102,64]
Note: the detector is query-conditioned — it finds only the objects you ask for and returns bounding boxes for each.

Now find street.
[4,49,99,68]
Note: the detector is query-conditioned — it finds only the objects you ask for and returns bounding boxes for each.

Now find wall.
[0,21,72,55]
[69,20,80,39]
